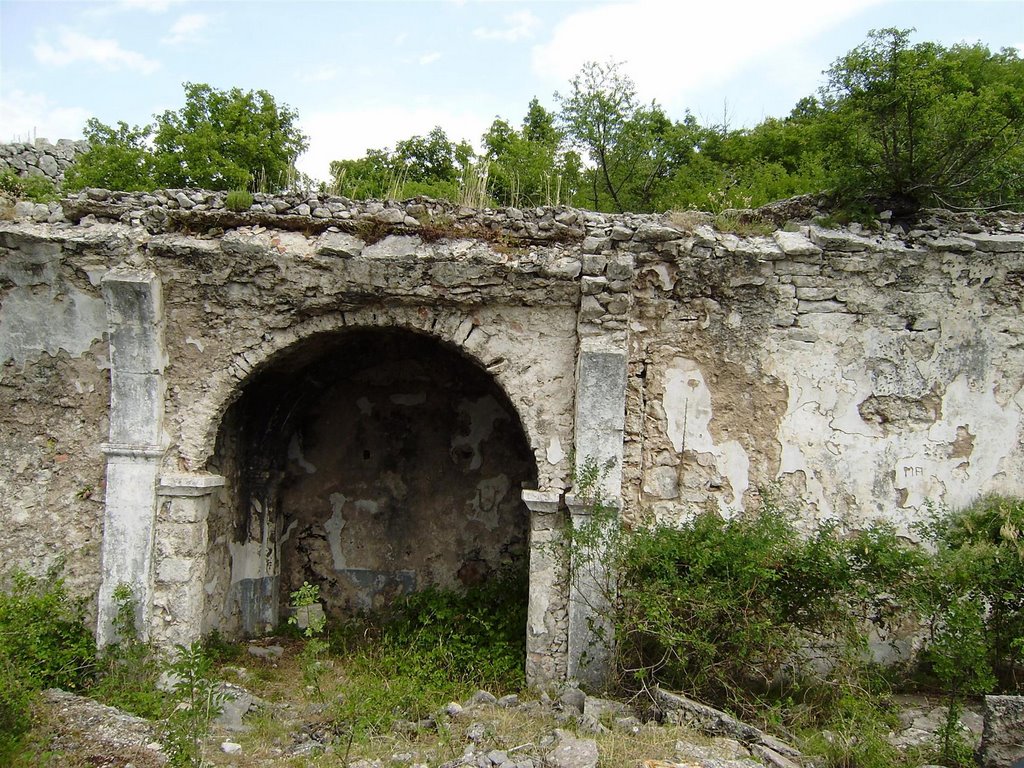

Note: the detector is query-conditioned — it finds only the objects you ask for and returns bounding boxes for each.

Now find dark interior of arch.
[209,327,538,634]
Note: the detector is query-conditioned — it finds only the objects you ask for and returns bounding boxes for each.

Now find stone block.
[979,695,1024,768]
[966,233,1024,253]
[797,299,846,314]
[605,254,634,281]
[316,231,364,258]
[774,230,821,257]
[155,556,195,584]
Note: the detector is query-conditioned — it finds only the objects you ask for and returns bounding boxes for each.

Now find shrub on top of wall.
[224,189,254,212]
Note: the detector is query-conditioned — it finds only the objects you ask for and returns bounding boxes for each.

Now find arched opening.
[206,327,538,635]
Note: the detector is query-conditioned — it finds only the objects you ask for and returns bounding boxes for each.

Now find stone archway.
[205,327,539,635]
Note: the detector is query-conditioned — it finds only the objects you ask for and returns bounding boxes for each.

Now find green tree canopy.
[820,28,1024,213]
[330,126,476,201]
[152,82,308,191]
[65,82,308,193]
[63,119,156,192]
[482,98,580,207]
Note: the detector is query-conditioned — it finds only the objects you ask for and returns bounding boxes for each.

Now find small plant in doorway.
[289,581,329,701]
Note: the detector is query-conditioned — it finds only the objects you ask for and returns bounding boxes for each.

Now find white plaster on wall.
[767,319,1024,527]
[287,434,317,474]
[662,358,750,512]
[546,435,565,465]
[325,493,347,570]
[452,394,507,471]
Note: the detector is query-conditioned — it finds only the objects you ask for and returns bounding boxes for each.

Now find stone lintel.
[158,472,226,497]
[522,489,561,514]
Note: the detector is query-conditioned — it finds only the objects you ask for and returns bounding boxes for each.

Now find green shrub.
[599,493,1024,766]
[915,496,1024,688]
[614,500,867,711]
[0,169,59,203]
[0,654,34,759]
[325,567,527,739]
[224,189,254,212]
[0,563,96,692]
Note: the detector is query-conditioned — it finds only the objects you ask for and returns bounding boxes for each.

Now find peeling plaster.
[452,395,508,471]
[287,434,317,475]
[662,358,751,511]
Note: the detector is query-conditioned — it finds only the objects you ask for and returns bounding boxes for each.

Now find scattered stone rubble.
[36,681,1019,768]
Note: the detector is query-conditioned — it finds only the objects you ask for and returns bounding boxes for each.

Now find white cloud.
[161,13,211,45]
[0,89,91,143]
[33,28,160,74]
[298,66,339,84]
[84,0,186,17]
[418,52,442,66]
[531,0,883,111]
[473,10,541,43]
[119,0,184,12]
[295,104,493,183]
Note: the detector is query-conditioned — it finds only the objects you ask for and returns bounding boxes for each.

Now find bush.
[0,654,34,759]
[0,564,96,692]
[600,493,1024,765]
[325,568,527,739]
[0,168,59,203]
[0,563,97,758]
[224,189,253,212]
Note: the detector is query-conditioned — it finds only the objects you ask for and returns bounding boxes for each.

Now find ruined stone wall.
[1,189,1021,682]
[619,216,1024,532]
[0,138,90,186]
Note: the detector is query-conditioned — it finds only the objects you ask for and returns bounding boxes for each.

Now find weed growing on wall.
[224,189,254,212]
[91,583,167,719]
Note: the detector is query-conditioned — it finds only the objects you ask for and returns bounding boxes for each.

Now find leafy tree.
[557,61,697,213]
[330,126,473,201]
[482,98,580,207]
[152,82,308,191]
[65,83,308,193]
[556,60,640,212]
[820,28,1024,213]
[63,119,156,192]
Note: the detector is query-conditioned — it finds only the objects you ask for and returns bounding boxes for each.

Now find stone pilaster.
[151,473,224,649]
[97,267,166,645]
[522,489,567,688]
[568,341,628,688]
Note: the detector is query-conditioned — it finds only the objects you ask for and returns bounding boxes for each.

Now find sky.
[1,0,1022,183]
